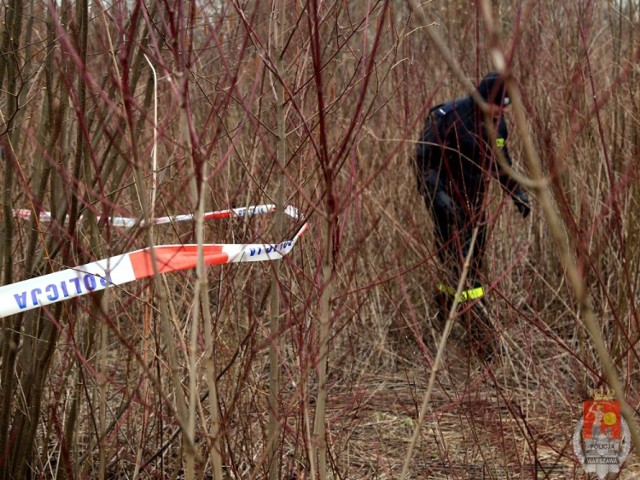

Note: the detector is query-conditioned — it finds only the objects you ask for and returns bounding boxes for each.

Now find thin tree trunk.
[0,0,26,477]
[268,0,288,478]
[309,0,333,475]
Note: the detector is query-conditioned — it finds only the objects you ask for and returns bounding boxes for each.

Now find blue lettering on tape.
[45,284,59,301]
[248,241,293,257]
[31,288,42,306]
[12,272,113,311]
[83,274,97,291]
[14,292,27,309]
[68,277,82,294]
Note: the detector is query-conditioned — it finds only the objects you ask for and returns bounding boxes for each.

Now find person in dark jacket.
[415,72,531,357]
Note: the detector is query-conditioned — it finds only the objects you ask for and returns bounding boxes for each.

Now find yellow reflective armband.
[438,283,485,302]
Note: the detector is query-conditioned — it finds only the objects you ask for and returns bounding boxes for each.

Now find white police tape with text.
[0,205,307,318]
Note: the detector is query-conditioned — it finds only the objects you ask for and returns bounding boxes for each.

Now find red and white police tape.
[12,203,286,227]
[0,205,307,318]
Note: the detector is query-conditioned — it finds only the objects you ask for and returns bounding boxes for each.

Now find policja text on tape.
[0,204,307,318]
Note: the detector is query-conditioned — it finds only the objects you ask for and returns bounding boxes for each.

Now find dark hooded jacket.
[417,97,519,209]
[416,76,524,214]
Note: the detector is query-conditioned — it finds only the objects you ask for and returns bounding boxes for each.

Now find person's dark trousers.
[431,202,486,288]
[430,202,497,360]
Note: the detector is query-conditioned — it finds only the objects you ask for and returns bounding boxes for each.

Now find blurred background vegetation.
[1,0,639,478]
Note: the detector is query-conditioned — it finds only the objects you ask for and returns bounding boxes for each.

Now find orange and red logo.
[583,400,621,441]
[573,386,631,479]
